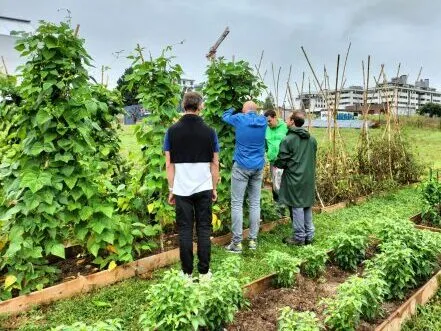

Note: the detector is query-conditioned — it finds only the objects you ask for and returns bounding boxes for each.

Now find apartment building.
[297,76,441,116]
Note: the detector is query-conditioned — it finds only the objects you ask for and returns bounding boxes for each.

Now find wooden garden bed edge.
[375,270,441,331]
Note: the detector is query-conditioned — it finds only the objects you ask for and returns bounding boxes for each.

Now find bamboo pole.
[74,24,80,37]
[332,55,341,171]
[1,56,8,75]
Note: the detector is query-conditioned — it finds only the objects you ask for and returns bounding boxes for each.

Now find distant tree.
[263,93,275,110]
[116,67,140,106]
[418,102,441,117]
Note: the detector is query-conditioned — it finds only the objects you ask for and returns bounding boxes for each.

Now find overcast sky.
[2,0,441,100]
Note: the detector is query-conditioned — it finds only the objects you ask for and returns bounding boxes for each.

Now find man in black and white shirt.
[164,92,219,278]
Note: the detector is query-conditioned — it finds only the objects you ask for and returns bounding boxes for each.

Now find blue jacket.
[222,108,267,170]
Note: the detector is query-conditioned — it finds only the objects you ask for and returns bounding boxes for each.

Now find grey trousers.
[231,163,263,244]
[291,207,315,241]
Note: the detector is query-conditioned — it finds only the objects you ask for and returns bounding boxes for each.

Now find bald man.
[222,101,267,253]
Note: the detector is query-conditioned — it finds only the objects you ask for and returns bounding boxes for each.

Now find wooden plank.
[0,246,186,315]
[243,273,277,299]
[410,213,441,233]
[375,270,441,331]
[322,200,349,213]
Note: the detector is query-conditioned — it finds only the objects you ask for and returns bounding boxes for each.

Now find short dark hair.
[264,109,276,118]
[290,111,306,127]
[183,92,203,111]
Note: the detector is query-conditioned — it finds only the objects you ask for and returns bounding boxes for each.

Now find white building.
[297,86,364,112]
[0,16,34,74]
[297,76,441,116]
[180,78,195,93]
[368,75,441,116]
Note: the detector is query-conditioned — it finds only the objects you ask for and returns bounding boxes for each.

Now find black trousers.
[175,190,212,275]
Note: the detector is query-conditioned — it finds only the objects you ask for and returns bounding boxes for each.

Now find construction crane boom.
[206,26,230,60]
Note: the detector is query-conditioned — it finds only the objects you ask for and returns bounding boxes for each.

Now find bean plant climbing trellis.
[203,58,266,225]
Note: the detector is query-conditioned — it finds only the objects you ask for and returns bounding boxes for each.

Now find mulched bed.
[228,265,355,331]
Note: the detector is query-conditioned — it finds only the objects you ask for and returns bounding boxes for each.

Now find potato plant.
[300,246,329,279]
[421,172,441,226]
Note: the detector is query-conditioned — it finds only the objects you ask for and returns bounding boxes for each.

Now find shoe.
[198,270,213,282]
[305,238,314,245]
[249,239,257,250]
[283,237,305,246]
[226,242,243,254]
[179,271,193,283]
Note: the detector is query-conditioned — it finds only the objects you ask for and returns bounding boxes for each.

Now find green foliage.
[261,189,281,222]
[330,233,369,271]
[122,46,182,227]
[421,171,441,226]
[278,308,321,331]
[300,246,328,279]
[0,21,154,299]
[203,58,265,225]
[138,257,245,331]
[51,319,123,331]
[267,250,301,287]
[417,102,441,117]
[366,241,416,300]
[323,271,388,330]
[263,93,275,110]
[116,67,140,106]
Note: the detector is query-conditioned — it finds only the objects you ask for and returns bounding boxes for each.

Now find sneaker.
[226,242,243,254]
[179,271,193,283]
[198,270,213,282]
[283,237,305,246]
[249,239,257,250]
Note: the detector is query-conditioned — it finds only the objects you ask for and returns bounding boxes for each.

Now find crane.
[206,27,230,60]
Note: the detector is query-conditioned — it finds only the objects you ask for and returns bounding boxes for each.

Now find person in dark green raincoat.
[274,111,317,246]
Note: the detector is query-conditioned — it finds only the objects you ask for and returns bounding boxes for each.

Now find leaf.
[20,170,52,193]
[108,261,117,271]
[93,300,112,308]
[79,206,94,221]
[4,275,17,288]
[50,243,65,259]
[100,231,114,244]
[36,109,52,126]
[55,153,74,163]
[147,203,155,214]
[96,205,113,218]
[64,176,78,190]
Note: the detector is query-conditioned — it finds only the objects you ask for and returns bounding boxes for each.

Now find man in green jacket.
[264,110,288,201]
[274,111,317,246]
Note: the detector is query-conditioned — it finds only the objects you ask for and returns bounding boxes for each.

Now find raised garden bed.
[0,217,289,315]
[233,265,441,331]
[410,213,441,233]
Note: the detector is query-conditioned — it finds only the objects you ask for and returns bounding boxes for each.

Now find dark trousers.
[175,190,212,275]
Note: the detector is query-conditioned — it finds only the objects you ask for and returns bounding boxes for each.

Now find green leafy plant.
[51,319,123,331]
[365,240,416,300]
[138,257,245,330]
[421,171,441,226]
[0,21,155,299]
[267,250,301,287]
[121,45,181,233]
[203,59,265,227]
[278,308,321,331]
[261,189,281,222]
[330,233,369,271]
[300,246,328,279]
[323,271,387,330]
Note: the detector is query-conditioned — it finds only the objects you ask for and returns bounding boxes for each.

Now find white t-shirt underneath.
[173,163,213,196]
